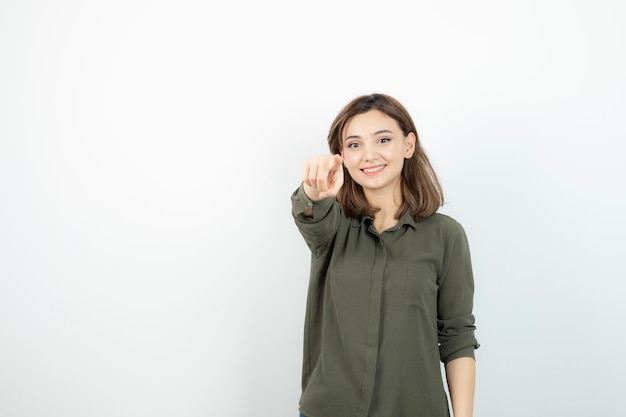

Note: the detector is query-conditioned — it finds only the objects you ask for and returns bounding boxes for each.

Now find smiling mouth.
[362,165,385,175]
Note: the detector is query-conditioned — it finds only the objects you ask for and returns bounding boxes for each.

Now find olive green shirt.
[291,185,479,417]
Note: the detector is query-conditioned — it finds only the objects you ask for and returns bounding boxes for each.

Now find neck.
[365,183,403,232]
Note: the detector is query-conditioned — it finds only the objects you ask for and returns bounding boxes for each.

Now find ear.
[405,132,416,158]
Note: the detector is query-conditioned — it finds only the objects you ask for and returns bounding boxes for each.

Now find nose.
[362,142,378,161]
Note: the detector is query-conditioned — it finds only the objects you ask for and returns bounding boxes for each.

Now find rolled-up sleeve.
[437,221,480,363]
[291,185,340,251]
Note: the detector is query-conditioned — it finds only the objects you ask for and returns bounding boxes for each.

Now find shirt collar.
[350,211,422,231]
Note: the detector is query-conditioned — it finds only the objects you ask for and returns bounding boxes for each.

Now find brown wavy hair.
[327,93,444,221]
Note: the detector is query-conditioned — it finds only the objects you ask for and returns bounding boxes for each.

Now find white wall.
[1,1,625,416]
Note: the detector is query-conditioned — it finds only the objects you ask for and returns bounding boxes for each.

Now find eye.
[379,137,391,143]
[346,142,360,149]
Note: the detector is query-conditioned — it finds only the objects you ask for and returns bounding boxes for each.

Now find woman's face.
[340,109,415,195]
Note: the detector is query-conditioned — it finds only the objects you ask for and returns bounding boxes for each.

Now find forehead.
[343,109,399,137]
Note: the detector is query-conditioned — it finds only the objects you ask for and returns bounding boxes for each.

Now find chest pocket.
[403,262,438,315]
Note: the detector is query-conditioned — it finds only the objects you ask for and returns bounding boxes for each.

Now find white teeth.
[363,166,384,173]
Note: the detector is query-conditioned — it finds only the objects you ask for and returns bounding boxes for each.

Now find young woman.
[291,93,479,417]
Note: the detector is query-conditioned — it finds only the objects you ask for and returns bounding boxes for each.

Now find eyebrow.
[344,129,394,141]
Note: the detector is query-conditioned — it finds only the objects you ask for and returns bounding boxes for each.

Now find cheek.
[389,148,408,161]
[342,156,361,176]
[342,153,355,167]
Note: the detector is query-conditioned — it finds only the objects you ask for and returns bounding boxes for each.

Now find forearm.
[444,356,476,417]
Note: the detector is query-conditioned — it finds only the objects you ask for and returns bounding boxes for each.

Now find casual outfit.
[291,185,479,417]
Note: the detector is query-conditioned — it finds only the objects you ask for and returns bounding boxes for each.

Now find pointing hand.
[302,154,344,200]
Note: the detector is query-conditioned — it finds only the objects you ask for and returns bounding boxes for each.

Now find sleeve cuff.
[442,345,478,364]
[439,330,480,364]
[291,184,335,221]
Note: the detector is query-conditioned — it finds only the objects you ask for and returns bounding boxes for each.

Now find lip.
[361,164,386,176]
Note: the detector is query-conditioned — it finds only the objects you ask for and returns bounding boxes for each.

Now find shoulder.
[418,212,466,236]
